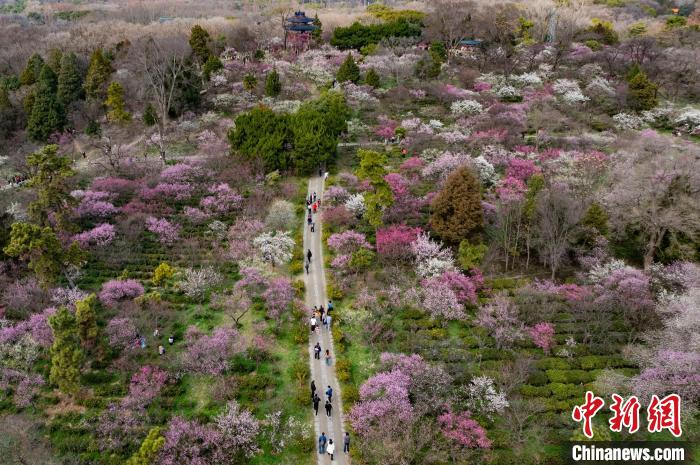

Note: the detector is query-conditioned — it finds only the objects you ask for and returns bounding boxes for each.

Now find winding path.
[304,175,349,465]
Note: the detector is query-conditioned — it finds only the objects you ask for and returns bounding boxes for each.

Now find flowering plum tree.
[475,294,523,349]
[99,280,144,307]
[182,326,241,375]
[376,224,422,262]
[528,322,555,354]
[145,217,181,245]
[253,231,294,266]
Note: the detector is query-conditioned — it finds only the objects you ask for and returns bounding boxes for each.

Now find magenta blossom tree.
[145,217,181,245]
[376,224,422,262]
[327,230,372,255]
[99,280,145,307]
[438,408,492,451]
[181,326,242,375]
[475,294,524,349]
[73,223,116,248]
[262,277,294,320]
[123,365,168,408]
[106,318,138,350]
[528,322,555,353]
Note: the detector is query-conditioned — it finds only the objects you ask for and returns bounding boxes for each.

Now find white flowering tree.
[253,231,295,267]
[450,100,483,116]
[344,193,367,218]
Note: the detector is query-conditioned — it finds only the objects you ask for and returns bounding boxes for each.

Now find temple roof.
[287,11,315,24]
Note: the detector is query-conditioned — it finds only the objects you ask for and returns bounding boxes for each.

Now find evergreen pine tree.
[105,81,131,123]
[626,65,657,111]
[336,53,360,84]
[430,166,483,244]
[27,65,65,141]
[189,24,212,64]
[20,53,44,86]
[243,73,257,91]
[364,68,380,88]
[57,52,83,107]
[265,69,282,97]
[356,149,394,227]
[84,49,113,100]
[125,427,165,465]
[0,85,16,138]
[312,14,322,41]
[48,306,83,394]
[582,202,609,236]
[75,294,98,346]
[143,102,157,126]
[46,48,63,74]
[202,54,223,81]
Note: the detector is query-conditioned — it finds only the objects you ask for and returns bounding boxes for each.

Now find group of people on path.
[307,172,349,462]
[317,431,350,461]
[305,190,320,274]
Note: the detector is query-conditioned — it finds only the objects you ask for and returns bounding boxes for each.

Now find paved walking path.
[304,175,349,465]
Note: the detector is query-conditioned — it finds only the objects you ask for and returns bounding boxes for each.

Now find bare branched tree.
[130,33,190,163]
[534,185,585,279]
[425,0,475,63]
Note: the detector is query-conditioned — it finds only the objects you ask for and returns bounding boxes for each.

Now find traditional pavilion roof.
[286,11,318,32]
[287,11,315,24]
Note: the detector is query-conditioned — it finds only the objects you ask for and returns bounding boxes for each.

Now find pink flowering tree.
[181,326,242,375]
[227,218,265,261]
[593,266,655,333]
[200,183,243,215]
[123,365,168,408]
[528,322,555,354]
[99,280,145,307]
[376,224,422,262]
[438,408,492,463]
[145,217,181,245]
[421,279,466,321]
[327,230,372,255]
[426,270,480,305]
[475,294,524,349]
[106,318,138,350]
[506,158,540,181]
[262,277,293,320]
[349,368,414,438]
[73,223,116,248]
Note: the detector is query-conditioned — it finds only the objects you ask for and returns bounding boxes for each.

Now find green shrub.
[289,357,310,385]
[549,382,584,400]
[536,358,572,370]
[335,358,351,382]
[292,279,305,298]
[230,354,256,374]
[526,370,549,386]
[342,384,359,406]
[546,369,595,384]
[520,385,551,397]
[579,355,625,370]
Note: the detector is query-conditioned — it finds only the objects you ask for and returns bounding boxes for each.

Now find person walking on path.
[326,314,332,329]
[307,249,312,263]
[311,380,316,398]
[305,261,310,274]
[325,399,333,417]
[307,214,312,225]
[327,439,336,461]
[313,191,317,202]
[314,342,322,360]
[311,222,315,233]
[318,432,327,454]
[326,386,333,403]
[312,202,317,213]
[327,300,333,313]
[313,394,320,416]
[310,316,317,332]
[325,349,332,366]
[343,432,350,454]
